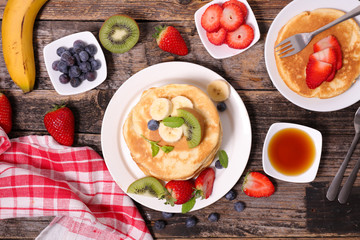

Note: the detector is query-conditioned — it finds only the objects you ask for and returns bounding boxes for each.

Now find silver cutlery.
[275,5,360,58]
[326,107,360,202]
[338,155,360,204]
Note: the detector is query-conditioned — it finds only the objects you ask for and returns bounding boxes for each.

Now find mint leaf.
[219,150,228,168]
[182,196,196,213]
[161,145,174,153]
[151,143,160,157]
[162,117,184,128]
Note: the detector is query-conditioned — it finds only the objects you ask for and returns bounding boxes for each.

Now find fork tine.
[275,42,292,53]
[274,38,291,49]
[279,48,296,58]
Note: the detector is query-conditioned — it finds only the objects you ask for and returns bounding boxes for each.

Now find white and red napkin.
[0,127,153,240]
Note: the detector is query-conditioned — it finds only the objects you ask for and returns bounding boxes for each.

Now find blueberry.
[57,61,68,74]
[161,212,174,219]
[79,73,86,81]
[59,74,70,84]
[52,60,60,71]
[85,71,97,81]
[225,189,236,201]
[79,61,91,73]
[185,216,197,228]
[61,51,75,66]
[208,212,219,222]
[70,77,82,87]
[85,44,97,56]
[73,40,86,53]
[73,53,82,65]
[90,59,101,71]
[217,102,227,112]
[69,65,81,78]
[234,201,245,212]
[56,47,67,57]
[215,160,223,169]
[154,220,166,230]
[79,50,89,62]
[68,47,75,55]
[147,120,160,131]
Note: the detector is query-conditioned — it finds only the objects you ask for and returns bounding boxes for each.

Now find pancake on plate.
[275,8,360,98]
[123,84,222,181]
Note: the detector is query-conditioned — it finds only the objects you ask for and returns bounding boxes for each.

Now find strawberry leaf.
[218,150,228,168]
[162,117,184,128]
[181,196,196,213]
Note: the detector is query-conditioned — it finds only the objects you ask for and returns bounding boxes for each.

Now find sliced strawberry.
[309,47,337,82]
[242,172,275,198]
[313,35,342,70]
[220,3,244,32]
[226,24,254,49]
[222,0,248,20]
[0,92,12,134]
[195,168,215,199]
[206,28,227,46]
[306,59,333,89]
[201,4,223,33]
[165,179,195,205]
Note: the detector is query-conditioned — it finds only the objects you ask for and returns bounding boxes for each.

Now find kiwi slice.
[127,176,165,199]
[177,108,204,148]
[99,15,140,54]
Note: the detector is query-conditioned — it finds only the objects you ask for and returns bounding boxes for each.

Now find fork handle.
[338,155,360,204]
[326,132,360,201]
[310,5,360,38]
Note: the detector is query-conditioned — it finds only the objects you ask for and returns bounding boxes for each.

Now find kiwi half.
[127,176,165,199]
[99,15,140,54]
[177,108,204,148]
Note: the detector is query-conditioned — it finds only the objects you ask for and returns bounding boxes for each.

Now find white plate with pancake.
[264,0,360,112]
[101,61,252,212]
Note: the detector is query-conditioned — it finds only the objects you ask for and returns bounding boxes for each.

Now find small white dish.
[43,31,107,95]
[262,122,322,183]
[194,0,260,59]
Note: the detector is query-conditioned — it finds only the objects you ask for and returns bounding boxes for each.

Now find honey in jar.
[268,128,315,176]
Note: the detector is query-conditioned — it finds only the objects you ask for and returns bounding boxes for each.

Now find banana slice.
[207,80,230,102]
[150,98,173,120]
[170,96,193,116]
[158,122,183,143]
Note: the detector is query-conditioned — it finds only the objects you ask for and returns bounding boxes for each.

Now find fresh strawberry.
[313,35,342,70]
[201,4,223,33]
[309,47,337,82]
[220,3,244,32]
[226,24,254,49]
[222,0,248,20]
[195,167,215,199]
[44,104,75,146]
[206,28,227,46]
[154,26,188,56]
[242,172,275,198]
[0,92,12,134]
[306,59,333,89]
[165,179,195,205]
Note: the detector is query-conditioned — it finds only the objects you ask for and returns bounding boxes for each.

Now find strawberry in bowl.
[194,0,260,59]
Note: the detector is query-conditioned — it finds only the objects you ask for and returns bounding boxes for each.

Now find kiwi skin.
[99,14,140,54]
[127,176,165,199]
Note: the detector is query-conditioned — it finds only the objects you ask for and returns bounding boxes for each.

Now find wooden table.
[0,0,359,239]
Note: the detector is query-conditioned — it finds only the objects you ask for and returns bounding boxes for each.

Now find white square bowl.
[262,122,323,183]
[194,0,260,59]
[43,31,107,95]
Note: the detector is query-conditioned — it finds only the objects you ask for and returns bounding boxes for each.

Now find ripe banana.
[170,96,193,116]
[2,0,48,93]
[150,98,172,120]
[158,122,183,143]
[207,80,230,102]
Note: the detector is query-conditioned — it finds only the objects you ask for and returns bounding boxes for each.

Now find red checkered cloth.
[0,127,153,240]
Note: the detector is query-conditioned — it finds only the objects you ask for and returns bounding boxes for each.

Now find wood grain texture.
[0,0,360,239]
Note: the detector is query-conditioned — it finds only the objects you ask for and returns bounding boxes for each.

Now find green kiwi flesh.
[177,108,203,148]
[127,176,165,199]
[99,15,140,54]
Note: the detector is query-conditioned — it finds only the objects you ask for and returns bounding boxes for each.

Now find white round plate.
[264,0,360,112]
[101,61,252,212]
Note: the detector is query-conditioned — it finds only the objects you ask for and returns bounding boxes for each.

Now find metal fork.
[275,5,360,58]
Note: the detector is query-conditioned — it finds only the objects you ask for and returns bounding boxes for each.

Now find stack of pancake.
[275,8,360,98]
[123,84,222,181]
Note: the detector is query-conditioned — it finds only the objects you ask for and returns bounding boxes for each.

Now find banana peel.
[2,0,48,93]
